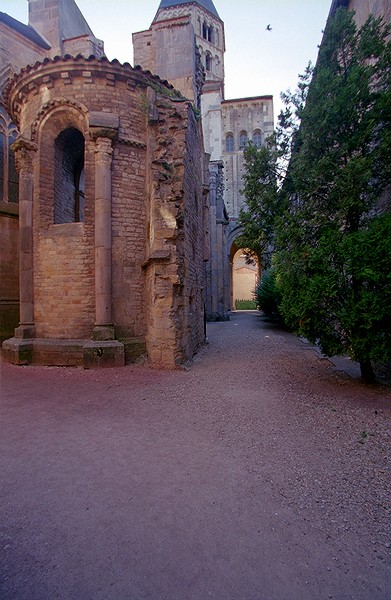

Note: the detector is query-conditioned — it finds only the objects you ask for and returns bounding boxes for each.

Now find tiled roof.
[0,11,51,50]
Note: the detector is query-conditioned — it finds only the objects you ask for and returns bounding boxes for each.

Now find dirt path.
[0,312,390,600]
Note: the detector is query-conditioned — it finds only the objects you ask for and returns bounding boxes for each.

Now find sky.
[1,0,332,123]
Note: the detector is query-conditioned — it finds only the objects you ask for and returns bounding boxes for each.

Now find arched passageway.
[230,245,260,310]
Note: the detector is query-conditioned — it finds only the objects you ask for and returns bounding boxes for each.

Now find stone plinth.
[2,338,33,365]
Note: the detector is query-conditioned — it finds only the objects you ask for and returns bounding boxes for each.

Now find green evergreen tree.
[237,141,280,268]
[276,9,391,383]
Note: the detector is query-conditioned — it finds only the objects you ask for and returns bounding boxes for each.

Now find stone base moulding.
[2,338,126,368]
[2,338,34,365]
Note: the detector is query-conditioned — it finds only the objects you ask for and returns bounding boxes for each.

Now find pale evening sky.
[1,0,332,122]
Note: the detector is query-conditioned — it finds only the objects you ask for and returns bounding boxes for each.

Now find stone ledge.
[0,201,19,217]
[2,337,125,369]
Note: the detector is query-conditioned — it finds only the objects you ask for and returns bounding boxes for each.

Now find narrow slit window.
[54,127,85,224]
[205,52,212,72]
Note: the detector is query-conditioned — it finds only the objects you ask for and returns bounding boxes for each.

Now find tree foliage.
[255,269,282,318]
[239,8,391,383]
[237,141,280,268]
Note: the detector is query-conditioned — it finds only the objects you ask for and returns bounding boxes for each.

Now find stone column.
[83,124,124,368]
[92,132,116,341]
[2,137,37,364]
[12,137,37,338]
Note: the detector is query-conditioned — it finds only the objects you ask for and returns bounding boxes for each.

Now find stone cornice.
[6,54,184,124]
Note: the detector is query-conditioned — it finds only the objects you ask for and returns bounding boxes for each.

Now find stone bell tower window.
[54,127,85,224]
[239,131,248,149]
[225,133,234,152]
[202,22,213,43]
[253,130,262,148]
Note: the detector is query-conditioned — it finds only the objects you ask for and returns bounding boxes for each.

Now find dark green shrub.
[256,269,281,317]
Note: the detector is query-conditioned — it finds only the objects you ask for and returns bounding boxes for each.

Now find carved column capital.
[91,127,118,142]
[11,137,38,175]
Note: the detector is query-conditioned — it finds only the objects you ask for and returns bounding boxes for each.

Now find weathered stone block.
[2,338,33,365]
[83,340,125,369]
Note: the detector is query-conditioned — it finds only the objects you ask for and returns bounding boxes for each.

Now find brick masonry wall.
[33,100,94,339]
[7,57,205,366]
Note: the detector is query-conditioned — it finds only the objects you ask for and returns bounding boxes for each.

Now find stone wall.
[133,16,198,103]
[144,89,206,367]
[28,0,104,59]
[347,0,391,27]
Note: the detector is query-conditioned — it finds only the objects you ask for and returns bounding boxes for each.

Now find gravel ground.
[0,311,390,600]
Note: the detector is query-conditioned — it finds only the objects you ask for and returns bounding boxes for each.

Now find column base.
[83,340,125,369]
[92,325,115,341]
[2,338,33,365]
[14,324,36,339]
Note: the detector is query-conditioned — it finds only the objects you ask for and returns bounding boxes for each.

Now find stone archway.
[226,223,260,311]
[230,245,259,310]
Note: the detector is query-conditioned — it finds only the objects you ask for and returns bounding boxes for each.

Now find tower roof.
[58,0,95,40]
[157,0,220,20]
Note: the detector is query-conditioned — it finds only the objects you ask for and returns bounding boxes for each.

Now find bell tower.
[133,0,224,158]
[133,3,223,100]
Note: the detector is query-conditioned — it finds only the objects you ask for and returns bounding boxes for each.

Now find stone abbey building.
[133,0,274,317]
[0,0,274,368]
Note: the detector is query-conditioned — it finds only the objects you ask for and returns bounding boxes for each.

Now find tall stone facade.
[221,97,274,220]
[1,1,207,368]
[329,0,391,27]
[133,0,274,317]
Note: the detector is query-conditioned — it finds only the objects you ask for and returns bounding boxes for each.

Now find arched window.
[239,131,248,149]
[205,52,212,72]
[54,127,85,223]
[253,130,262,148]
[202,22,213,43]
[0,107,19,204]
[225,133,234,152]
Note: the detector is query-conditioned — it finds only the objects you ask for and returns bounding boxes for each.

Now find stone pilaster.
[12,137,37,338]
[2,137,37,364]
[92,133,115,340]
[82,126,124,367]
